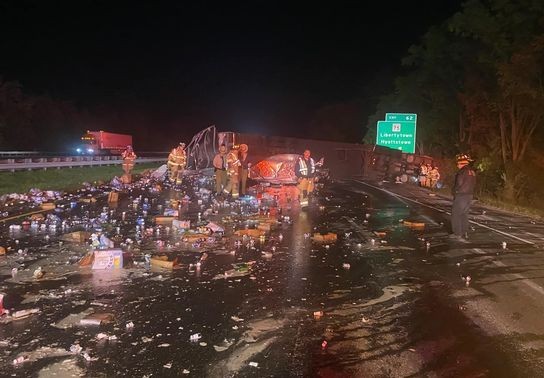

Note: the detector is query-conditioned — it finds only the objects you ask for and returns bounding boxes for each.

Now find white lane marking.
[353,180,536,246]
[524,232,544,241]
[473,248,544,296]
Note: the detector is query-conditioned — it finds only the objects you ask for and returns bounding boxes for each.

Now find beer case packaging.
[92,249,123,270]
[154,216,175,225]
[107,191,119,203]
[41,202,56,210]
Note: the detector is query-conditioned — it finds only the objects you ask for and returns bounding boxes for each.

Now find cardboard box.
[181,233,209,242]
[403,221,425,231]
[41,202,56,210]
[107,191,119,203]
[80,197,97,204]
[172,220,191,230]
[92,249,123,270]
[151,256,178,269]
[312,233,337,243]
[62,231,91,243]
[154,216,175,225]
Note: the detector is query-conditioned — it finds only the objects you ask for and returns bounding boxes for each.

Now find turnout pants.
[225,174,239,198]
[122,161,134,175]
[239,168,249,195]
[451,194,473,237]
[168,162,183,184]
[297,177,315,206]
[215,169,228,194]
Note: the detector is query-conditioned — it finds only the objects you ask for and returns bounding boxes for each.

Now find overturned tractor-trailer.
[185,126,432,183]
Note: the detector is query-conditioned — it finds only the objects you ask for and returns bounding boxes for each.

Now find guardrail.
[0,151,170,158]
[0,156,166,172]
[0,151,42,158]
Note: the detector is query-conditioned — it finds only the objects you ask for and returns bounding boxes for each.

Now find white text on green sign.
[385,113,417,122]
[376,121,416,154]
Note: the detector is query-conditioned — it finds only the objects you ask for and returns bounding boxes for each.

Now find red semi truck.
[77,131,133,155]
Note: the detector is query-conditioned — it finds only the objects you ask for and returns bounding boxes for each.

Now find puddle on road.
[0,177,531,376]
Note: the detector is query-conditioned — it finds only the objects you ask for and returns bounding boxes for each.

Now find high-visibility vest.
[122,151,136,162]
[298,157,315,177]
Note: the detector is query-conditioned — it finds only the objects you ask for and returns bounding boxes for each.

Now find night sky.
[0,0,462,148]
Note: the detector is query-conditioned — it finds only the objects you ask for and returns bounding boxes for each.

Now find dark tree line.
[0,78,89,151]
[366,0,544,205]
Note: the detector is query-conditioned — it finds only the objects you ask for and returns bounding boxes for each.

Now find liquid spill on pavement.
[0,175,535,377]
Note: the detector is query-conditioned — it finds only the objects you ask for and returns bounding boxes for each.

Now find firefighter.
[121,145,137,175]
[295,149,316,208]
[418,163,428,187]
[450,153,476,241]
[224,146,241,199]
[213,144,228,195]
[428,165,440,190]
[238,144,251,196]
[167,142,187,185]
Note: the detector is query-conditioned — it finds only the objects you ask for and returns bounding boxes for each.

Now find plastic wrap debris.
[11,308,40,320]
[110,176,122,188]
[151,164,168,179]
[163,208,179,216]
[33,267,45,279]
[53,308,95,329]
[69,344,83,354]
[206,221,224,233]
[12,347,72,366]
[99,234,115,248]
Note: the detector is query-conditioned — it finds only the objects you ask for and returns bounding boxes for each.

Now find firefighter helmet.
[456,153,473,163]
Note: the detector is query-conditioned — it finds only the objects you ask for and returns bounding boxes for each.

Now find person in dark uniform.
[238,144,251,196]
[450,153,476,240]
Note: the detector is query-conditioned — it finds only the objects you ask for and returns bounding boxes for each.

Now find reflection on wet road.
[1,177,544,377]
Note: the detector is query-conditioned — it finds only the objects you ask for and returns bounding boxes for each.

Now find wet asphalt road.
[1,176,544,377]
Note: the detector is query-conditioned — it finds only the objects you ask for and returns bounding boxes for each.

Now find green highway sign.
[385,113,417,122]
[376,120,416,154]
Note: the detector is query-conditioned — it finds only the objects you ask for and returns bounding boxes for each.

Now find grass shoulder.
[0,162,161,195]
